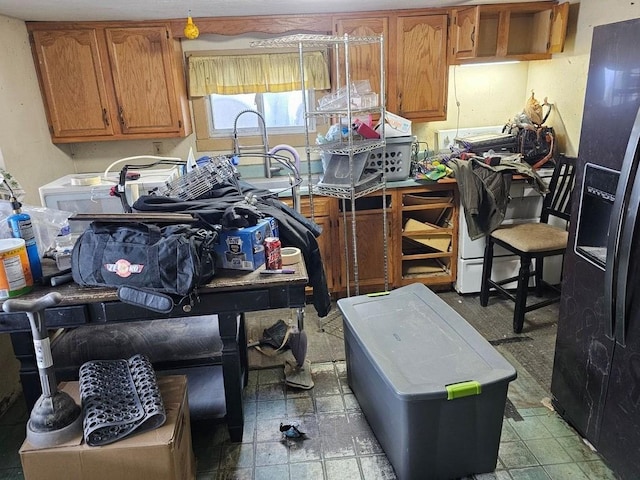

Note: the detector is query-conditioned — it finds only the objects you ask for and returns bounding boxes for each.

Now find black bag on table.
[71,222,218,313]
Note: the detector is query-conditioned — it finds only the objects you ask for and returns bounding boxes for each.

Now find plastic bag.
[316,123,349,144]
[0,201,73,258]
[524,91,544,125]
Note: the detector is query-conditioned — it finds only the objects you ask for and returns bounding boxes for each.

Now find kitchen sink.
[239,174,321,194]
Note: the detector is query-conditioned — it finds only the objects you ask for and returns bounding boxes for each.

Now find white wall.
[0,15,68,412]
[527,0,640,156]
[415,62,531,153]
[422,0,640,158]
[0,15,75,205]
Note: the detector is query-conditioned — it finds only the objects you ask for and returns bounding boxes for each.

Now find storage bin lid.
[337,283,517,400]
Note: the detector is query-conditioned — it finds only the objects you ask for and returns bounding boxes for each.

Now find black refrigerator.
[550,17,640,479]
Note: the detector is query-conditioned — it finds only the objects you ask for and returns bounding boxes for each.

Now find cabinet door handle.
[118,106,126,128]
[102,108,110,126]
[471,26,476,47]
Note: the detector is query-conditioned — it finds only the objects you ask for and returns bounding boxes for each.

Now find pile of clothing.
[450,157,549,241]
[133,179,332,318]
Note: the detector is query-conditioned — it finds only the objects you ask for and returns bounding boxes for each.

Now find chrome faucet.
[267,144,302,213]
[232,109,281,178]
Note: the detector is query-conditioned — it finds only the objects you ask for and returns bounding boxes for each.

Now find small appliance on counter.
[39,168,180,233]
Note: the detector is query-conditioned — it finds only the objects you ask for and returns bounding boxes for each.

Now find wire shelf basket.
[313,173,384,200]
[158,155,237,200]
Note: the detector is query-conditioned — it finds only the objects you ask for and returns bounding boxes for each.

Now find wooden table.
[0,261,309,442]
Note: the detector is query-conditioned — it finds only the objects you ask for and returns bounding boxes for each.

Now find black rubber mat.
[79,354,165,446]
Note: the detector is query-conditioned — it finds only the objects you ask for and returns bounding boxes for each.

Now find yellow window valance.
[188,51,330,96]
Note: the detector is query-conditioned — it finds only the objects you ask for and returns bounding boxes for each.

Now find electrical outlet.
[153,142,163,155]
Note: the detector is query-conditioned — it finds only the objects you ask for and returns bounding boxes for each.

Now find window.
[208,90,315,138]
[188,50,329,151]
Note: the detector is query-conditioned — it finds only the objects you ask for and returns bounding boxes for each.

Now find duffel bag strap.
[117,286,174,314]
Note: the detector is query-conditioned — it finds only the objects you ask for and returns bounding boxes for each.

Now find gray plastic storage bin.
[337,283,517,480]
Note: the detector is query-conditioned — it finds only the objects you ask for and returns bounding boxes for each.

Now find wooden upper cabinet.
[31,28,114,139]
[450,1,569,64]
[548,2,570,53]
[396,14,448,120]
[450,6,480,60]
[105,26,183,135]
[334,12,448,122]
[29,22,191,143]
[333,17,388,106]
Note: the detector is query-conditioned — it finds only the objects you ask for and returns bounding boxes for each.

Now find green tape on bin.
[446,380,482,400]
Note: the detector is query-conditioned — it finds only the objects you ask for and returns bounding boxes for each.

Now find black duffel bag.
[71,222,218,313]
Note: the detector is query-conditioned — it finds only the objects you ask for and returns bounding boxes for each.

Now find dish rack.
[158,156,238,200]
[115,155,238,212]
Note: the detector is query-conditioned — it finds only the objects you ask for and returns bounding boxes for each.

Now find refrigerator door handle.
[605,194,622,339]
[610,107,640,346]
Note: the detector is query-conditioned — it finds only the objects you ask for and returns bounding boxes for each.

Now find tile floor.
[186,359,617,480]
[0,292,620,480]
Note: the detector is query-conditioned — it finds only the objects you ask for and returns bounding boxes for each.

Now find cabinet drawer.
[283,195,332,218]
[402,191,454,207]
[0,304,88,332]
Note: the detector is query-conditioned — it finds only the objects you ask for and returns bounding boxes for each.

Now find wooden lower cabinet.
[335,194,394,295]
[282,195,337,294]
[285,181,458,297]
[393,181,459,289]
[312,214,336,295]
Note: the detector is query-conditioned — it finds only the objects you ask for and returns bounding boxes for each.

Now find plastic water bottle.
[7,199,42,281]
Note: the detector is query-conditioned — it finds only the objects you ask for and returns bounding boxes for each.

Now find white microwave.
[39,168,179,232]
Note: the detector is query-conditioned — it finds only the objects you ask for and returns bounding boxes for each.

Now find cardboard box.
[20,375,195,480]
[214,217,277,271]
[379,111,412,136]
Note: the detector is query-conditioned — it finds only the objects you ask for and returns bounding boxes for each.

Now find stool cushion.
[491,223,568,253]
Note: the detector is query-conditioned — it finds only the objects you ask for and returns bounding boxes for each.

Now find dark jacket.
[133,181,332,317]
[451,158,549,240]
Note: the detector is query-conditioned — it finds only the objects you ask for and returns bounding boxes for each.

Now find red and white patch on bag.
[104,259,145,278]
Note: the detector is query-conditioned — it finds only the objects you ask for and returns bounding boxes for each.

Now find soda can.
[264,237,282,270]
